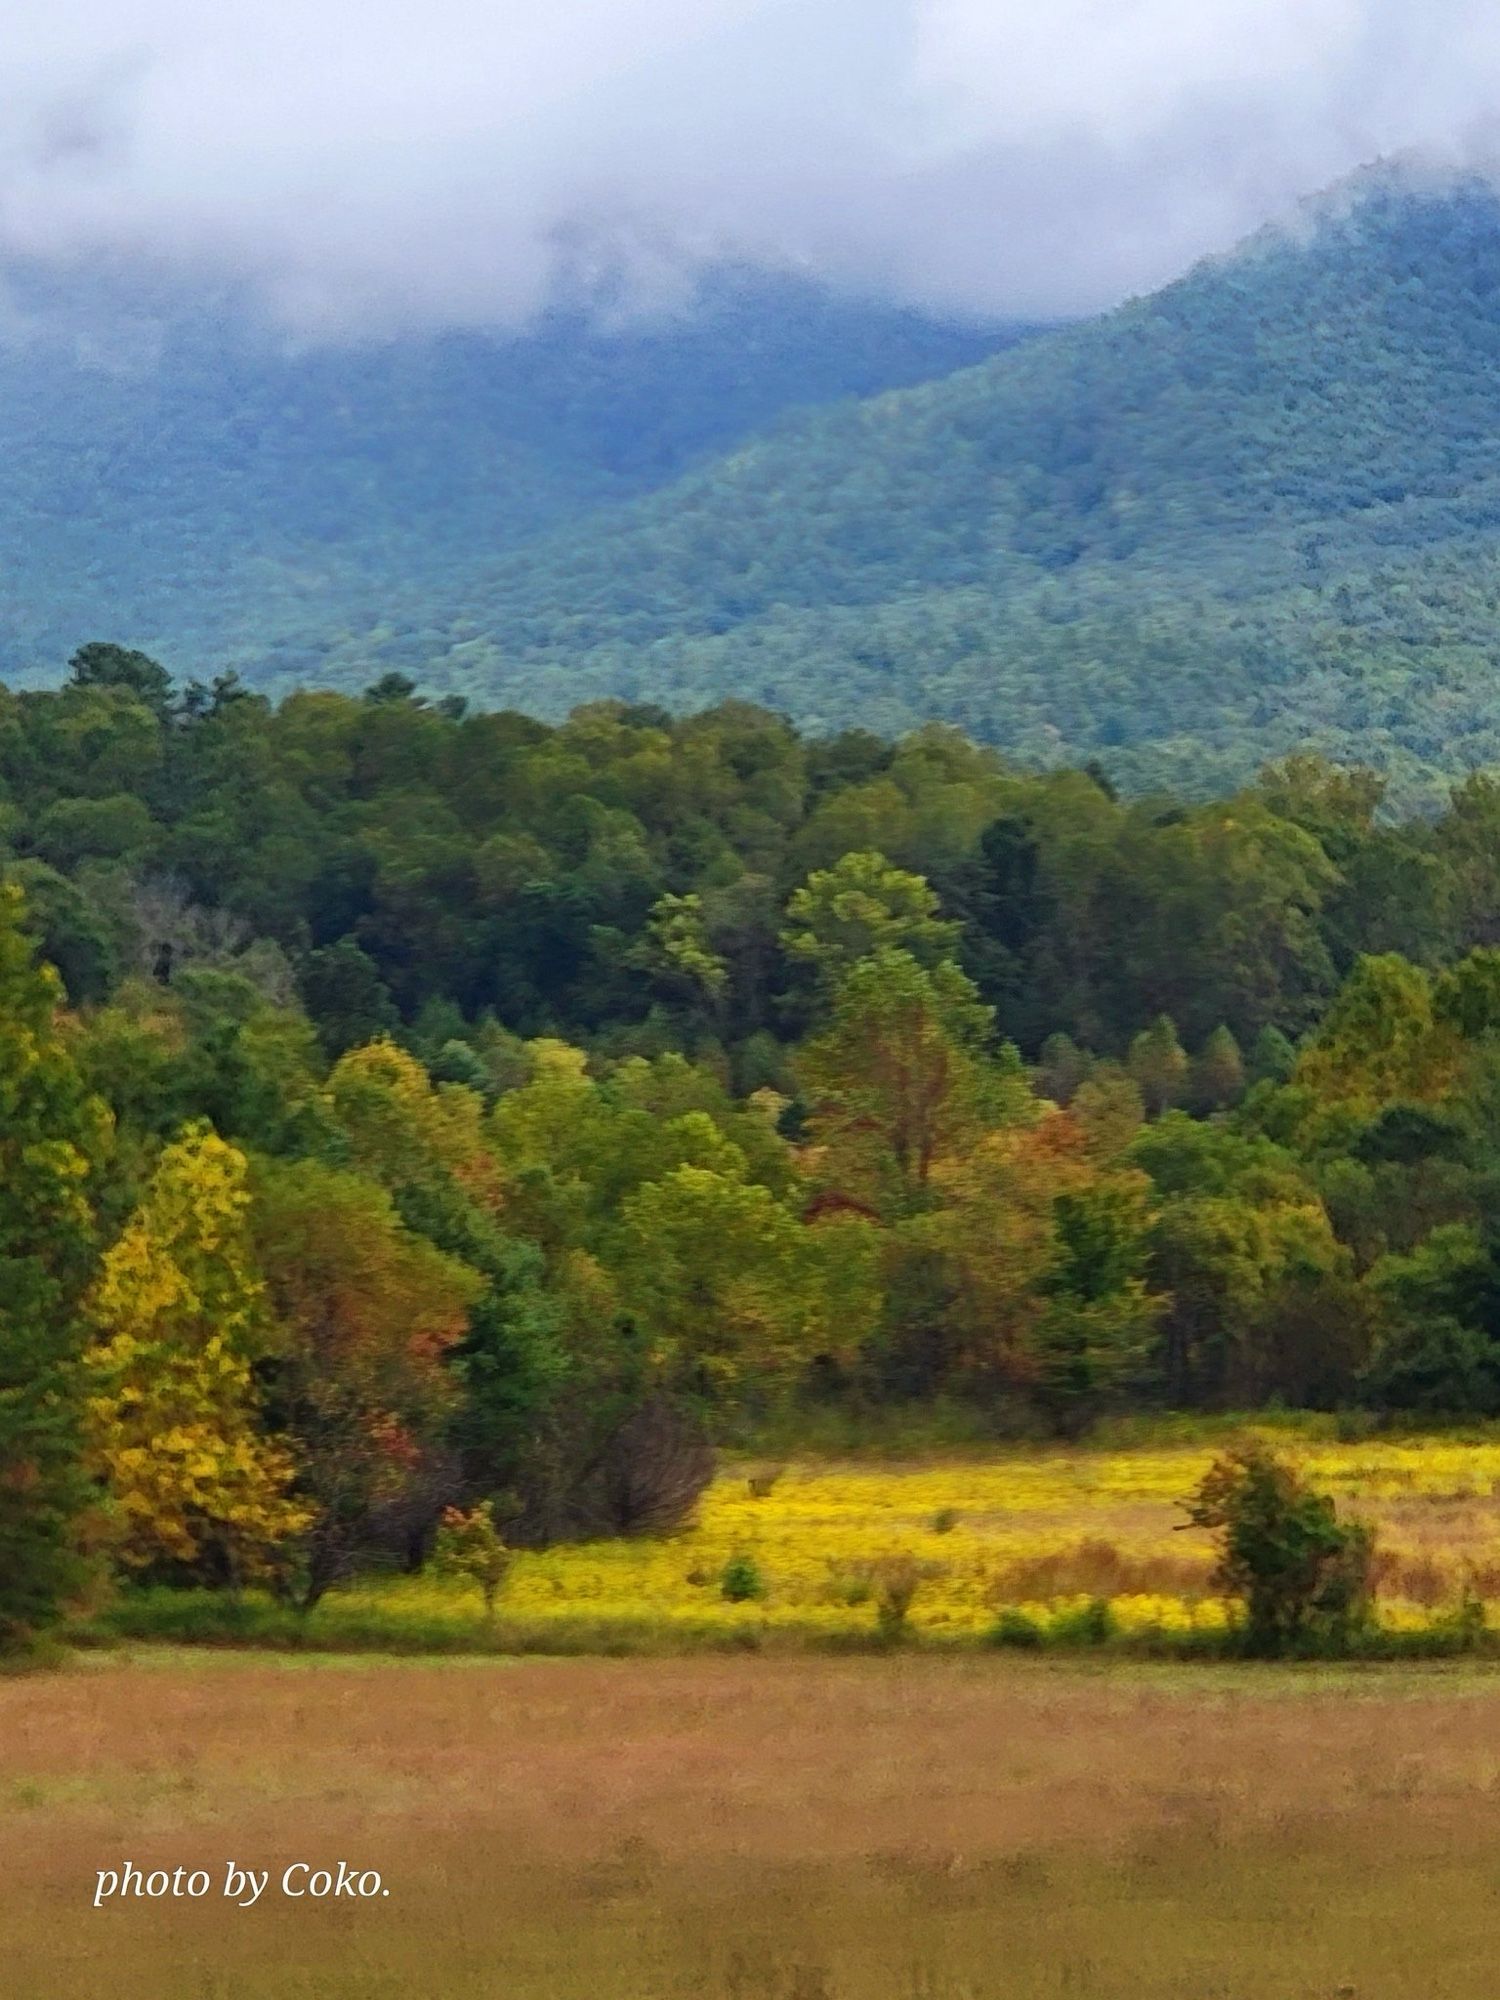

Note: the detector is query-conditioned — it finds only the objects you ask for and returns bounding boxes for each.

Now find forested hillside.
[17,176,1500,801]
[341,173,1500,804]
[0,265,1020,689]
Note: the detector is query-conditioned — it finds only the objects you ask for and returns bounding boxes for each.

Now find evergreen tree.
[67,641,174,717]
[1192,1025,1246,1113]
[1036,1032,1091,1106]
[1248,1024,1298,1086]
[0,883,109,1648]
[1128,1015,1190,1118]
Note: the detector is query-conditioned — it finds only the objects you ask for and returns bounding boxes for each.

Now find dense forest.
[16,181,1500,805]
[0,264,1020,692]
[315,173,1500,805]
[10,643,1500,1644]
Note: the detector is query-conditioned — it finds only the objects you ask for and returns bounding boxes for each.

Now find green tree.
[0,883,110,1647]
[1185,1440,1375,1657]
[1295,955,1450,1113]
[1192,1025,1246,1113]
[1130,1116,1357,1406]
[781,851,960,1000]
[1033,1179,1161,1434]
[299,938,399,1058]
[627,892,728,1024]
[1248,1025,1297,1086]
[617,1163,879,1401]
[1363,1225,1500,1416]
[1035,1031,1091,1105]
[67,642,174,717]
[798,948,994,1211]
[1128,1015,1190,1118]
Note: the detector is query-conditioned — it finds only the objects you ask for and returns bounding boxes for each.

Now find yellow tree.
[84,1123,306,1581]
[327,1038,502,1212]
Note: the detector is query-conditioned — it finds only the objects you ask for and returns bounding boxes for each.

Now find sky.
[1,0,1499,336]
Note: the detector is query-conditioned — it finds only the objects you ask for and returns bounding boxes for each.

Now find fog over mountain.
[7,2,1500,336]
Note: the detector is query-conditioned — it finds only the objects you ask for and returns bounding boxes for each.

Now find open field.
[106,1432,1500,1655]
[8,1648,1500,1997]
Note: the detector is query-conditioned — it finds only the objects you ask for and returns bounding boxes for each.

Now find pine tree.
[1248,1024,1297,1086]
[1036,1032,1091,1105]
[1193,1025,1247,1113]
[798,948,994,1210]
[1127,1015,1190,1119]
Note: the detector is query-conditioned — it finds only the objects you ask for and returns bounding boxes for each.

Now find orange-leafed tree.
[796,947,996,1214]
[251,1157,482,1605]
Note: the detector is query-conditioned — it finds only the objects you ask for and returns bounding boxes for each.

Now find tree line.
[9,644,1500,1646]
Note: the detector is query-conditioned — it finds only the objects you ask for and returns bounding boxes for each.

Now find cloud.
[1,0,1499,334]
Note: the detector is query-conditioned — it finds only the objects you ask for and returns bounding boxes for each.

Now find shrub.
[590,1395,716,1538]
[824,1564,873,1608]
[929,1507,960,1534]
[1434,1572,1489,1654]
[431,1501,513,1623]
[720,1553,765,1602]
[988,1608,1044,1649]
[868,1554,938,1644]
[1183,1440,1376,1657]
[1048,1597,1116,1647]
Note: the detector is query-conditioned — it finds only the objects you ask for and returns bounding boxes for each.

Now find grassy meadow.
[8,1646,1500,1998]
[100,1430,1500,1656]
[22,1433,1500,1996]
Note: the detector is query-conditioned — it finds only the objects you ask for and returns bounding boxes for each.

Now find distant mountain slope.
[357,173,1500,803]
[0,265,1025,684]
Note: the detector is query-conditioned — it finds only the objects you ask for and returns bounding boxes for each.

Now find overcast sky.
[2,0,1499,336]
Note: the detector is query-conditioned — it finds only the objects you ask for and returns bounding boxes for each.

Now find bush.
[720,1553,765,1602]
[1048,1597,1116,1647]
[515,1393,715,1547]
[929,1507,960,1534]
[824,1563,873,1608]
[589,1395,716,1538]
[868,1554,938,1644]
[431,1501,513,1623]
[1433,1573,1489,1654]
[988,1608,1045,1649]
[1184,1439,1376,1657]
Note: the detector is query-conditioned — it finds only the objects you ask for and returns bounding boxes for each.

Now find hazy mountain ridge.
[337,176,1500,803]
[0,263,1024,685]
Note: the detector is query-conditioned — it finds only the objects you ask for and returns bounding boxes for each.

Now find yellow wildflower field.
[331,1435,1500,1648]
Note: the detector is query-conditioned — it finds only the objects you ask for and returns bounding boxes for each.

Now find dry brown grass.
[971,1488,1500,1614]
[7,1648,1500,1996]
[988,1534,1211,1603]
